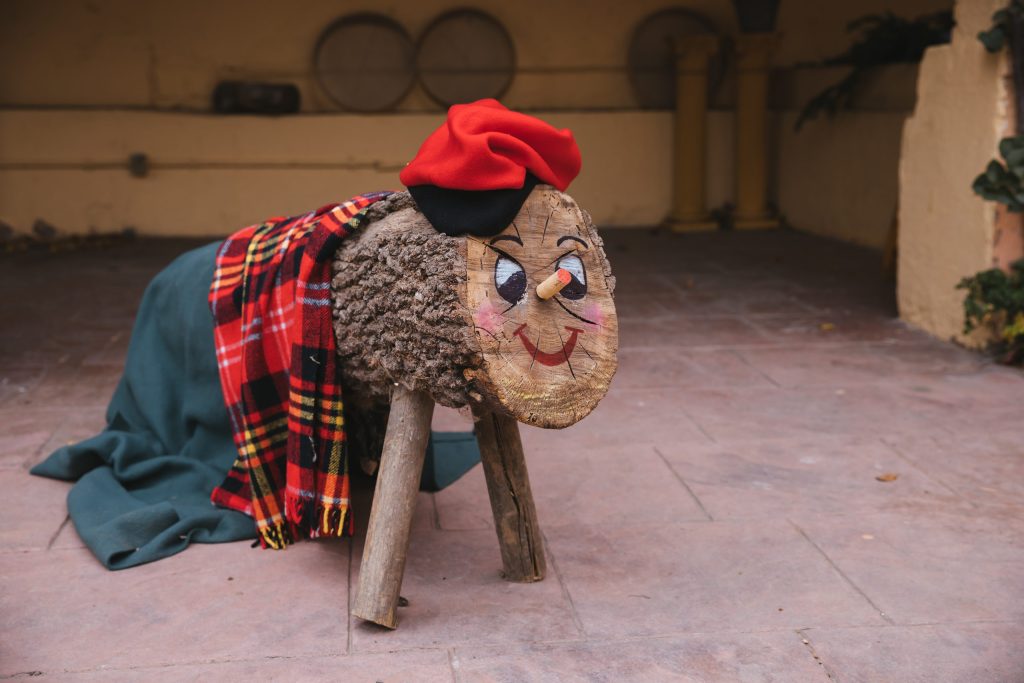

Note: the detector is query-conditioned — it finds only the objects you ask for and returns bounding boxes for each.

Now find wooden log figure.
[331,99,618,628]
[334,187,618,627]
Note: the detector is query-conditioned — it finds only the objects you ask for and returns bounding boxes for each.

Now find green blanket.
[31,242,480,569]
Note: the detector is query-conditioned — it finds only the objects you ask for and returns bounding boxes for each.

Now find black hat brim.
[407,174,540,237]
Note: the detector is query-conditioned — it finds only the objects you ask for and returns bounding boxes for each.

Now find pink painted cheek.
[474,300,503,335]
[583,303,605,330]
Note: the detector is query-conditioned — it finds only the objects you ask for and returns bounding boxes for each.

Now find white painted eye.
[494,255,527,304]
[555,254,587,300]
[557,255,586,285]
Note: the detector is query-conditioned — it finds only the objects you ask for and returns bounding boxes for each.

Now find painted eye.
[494,255,527,304]
[556,254,587,300]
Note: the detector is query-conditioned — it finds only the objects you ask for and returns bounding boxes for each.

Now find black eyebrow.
[556,235,589,249]
[491,235,523,246]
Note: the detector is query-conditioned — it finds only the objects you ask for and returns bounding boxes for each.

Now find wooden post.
[665,34,720,233]
[472,408,546,582]
[351,387,435,629]
[734,32,780,230]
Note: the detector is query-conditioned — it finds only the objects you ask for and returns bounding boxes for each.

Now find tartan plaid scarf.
[209,192,392,548]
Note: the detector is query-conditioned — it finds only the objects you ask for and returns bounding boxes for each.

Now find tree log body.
[332,193,481,410]
[332,187,618,429]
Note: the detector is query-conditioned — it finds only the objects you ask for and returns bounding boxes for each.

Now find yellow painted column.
[665,34,720,233]
[734,33,779,230]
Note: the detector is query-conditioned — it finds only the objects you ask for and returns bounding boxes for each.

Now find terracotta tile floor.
[2,230,1023,682]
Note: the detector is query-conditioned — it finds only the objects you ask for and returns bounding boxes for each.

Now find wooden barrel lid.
[314,14,416,112]
[417,9,515,107]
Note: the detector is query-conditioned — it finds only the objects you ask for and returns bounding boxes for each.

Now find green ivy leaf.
[979,26,1007,52]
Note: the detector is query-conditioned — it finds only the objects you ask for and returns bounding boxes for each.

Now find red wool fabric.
[208,192,391,548]
[399,98,582,191]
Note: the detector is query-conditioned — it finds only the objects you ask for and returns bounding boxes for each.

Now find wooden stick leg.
[472,409,546,582]
[351,388,434,629]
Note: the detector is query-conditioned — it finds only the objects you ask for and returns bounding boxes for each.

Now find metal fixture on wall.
[127,153,149,178]
[211,81,301,115]
[314,14,417,112]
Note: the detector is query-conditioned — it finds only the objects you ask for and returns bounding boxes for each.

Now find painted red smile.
[513,324,584,367]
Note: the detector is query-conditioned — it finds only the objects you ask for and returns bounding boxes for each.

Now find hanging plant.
[957,260,1024,364]
[972,136,1024,211]
[960,2,1024,365]
[978,0,1024,52]
[795,11,953,130]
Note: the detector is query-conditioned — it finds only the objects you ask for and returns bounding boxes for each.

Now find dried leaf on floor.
[875,472,899,482]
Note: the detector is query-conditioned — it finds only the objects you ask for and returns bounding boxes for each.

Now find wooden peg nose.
[536,269,572,300]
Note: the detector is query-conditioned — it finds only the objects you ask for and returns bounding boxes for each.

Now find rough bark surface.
[331,192,484,410]
[332,187,618,428]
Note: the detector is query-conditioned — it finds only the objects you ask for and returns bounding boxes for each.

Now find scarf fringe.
[319,506,348,537]
[258,523,293,550]
[209,194,390,547]
[284,493,350,539]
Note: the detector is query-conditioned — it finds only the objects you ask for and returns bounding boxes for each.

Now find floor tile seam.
[796,618,1023,633]
[726,348,782,388]
[610,376,997,394]
[722,375,1004,392]
[732,352,995,371]
[447,647,460,683]
[788,519,895,626]
[604,382,947,397]
[596,506,977,524]
[431,493,442,531]
[442,623,891,655]
[0,647,413,679]
[874,437,973,503]
[434,515,727,534]
[651,431,972,449]
[734,320,923,340]
[20,440,55,469]
[40,497,992,543]
[0,546,58,555]
[617,313,898,325]
[794,628,841,682]
[539,528,587,638]
[652,446,714,521]
[0,405,99,417]
[618,341,905,353]
[44,515,71,550]
[669,402,719,445]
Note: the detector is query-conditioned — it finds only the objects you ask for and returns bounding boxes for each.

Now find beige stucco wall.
[0,109,739,235]
[774,65,923,248]
[898,0,1016,342]
[0,0,948,112]
[0,0,954,242]
[0,0,739,113]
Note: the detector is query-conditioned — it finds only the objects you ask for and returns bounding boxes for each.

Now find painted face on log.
[465,186,618,428]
